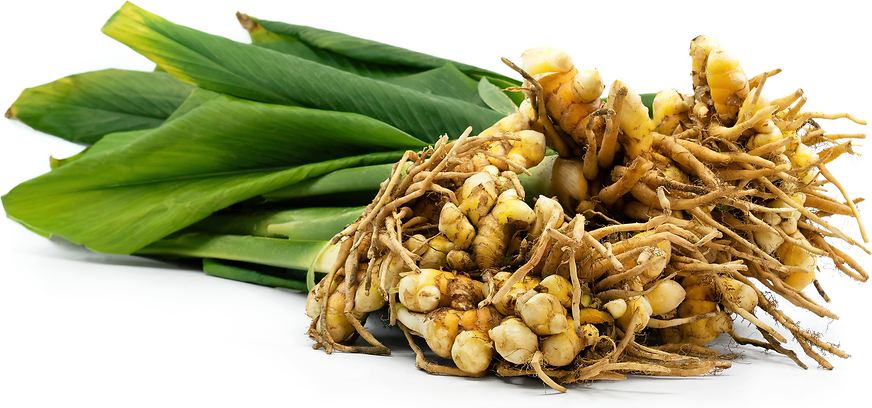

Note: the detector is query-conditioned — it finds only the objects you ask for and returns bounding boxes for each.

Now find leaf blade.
[478,77,519,116]
[2,95,420,253]
[249,16,520,87]
[101,3,504,143]
[6,69,194,144]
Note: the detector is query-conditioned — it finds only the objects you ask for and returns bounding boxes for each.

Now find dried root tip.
[531,351,566,393]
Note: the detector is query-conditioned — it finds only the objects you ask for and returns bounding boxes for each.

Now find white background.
[2,1,870,406]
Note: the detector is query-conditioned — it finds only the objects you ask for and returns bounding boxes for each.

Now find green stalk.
[261,162,394,202]
[137,233,338,274]
[186,206,364,240]
[202,258,309,291]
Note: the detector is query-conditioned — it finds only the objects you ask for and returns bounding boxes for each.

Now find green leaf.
[247,15,520,87]
[2,94,422,254]
[101,3,503,143]
[253,40,489,106]
[241,15,501,108]
[380,65,486,107]
[6,69,194,145]
[164,88,222,121]
[49,149,89,170]
[253,41,420,79]
[45,89,222,169]
[641,92,656,118]
[478,77,518,116]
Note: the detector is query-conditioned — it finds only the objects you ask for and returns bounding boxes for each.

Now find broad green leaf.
[186,206,364,240]
[253,41,419,79]
[45,89,221,169]
[255,41,489,106]
[164,88,222,121]
[49,149,88,170]
[101,3,504,143]
[244,14,524,106]
[44,129,149,170]
[202,258,309,291]
[238,12,421,80]
[6,69,194,144]
[2,94,422,254]
[478,77,518,116]
[247,15,520,88]
[236,13,297,44]
[381,65,486,107]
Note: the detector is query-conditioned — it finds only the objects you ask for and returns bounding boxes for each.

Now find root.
[400,323,485,378]
[306,39,869,390]
[531,351,566,392]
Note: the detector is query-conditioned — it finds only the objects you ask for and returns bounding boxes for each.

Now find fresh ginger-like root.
[484,271,540,315]
[652,89,691,135]
[516,291,569,336]
[489,316,539,364]
[397,268,484,313]
[457,171,499,226]
[646,280,687,316]
[506,129,548,169]
[617,296,653,333]
[397,304,502,361]
[705,47,750,124]
[324,280,367,343]
[690,35,721,87]
[451,329,494,374]
[675,281,732,346]
[307,34,870,387]
[609,80,654,159]
[473,188,536,269]
[520,46,605,143]
[551,156,590,211]
[438,202,475,250]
